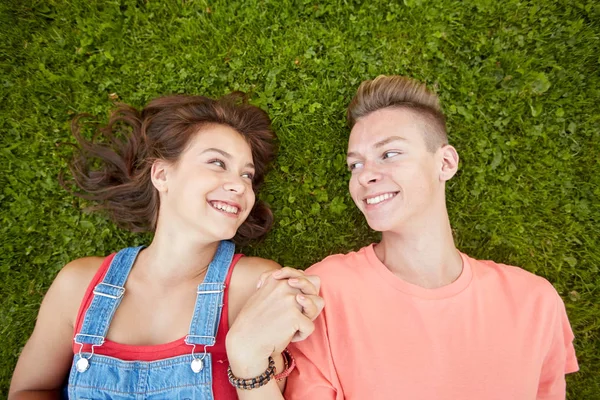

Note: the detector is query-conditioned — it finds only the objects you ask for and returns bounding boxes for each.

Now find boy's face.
[347,107,452,232]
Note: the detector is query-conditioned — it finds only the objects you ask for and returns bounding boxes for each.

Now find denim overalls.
[67,240,235,399]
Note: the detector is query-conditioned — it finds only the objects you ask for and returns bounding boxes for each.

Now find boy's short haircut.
[347,75,448,152]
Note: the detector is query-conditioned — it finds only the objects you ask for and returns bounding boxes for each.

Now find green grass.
[1,0,599,397]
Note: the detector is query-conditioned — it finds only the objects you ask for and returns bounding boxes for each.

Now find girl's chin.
[217,226,241,241]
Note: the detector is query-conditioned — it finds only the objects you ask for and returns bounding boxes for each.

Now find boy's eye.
[383,151,400,159]
[348,161,364,171]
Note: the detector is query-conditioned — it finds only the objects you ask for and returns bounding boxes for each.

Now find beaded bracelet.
[275,348,296,381]
[227,356,276,390]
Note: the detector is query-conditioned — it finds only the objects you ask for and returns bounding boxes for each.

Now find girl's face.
[154,124,256,242]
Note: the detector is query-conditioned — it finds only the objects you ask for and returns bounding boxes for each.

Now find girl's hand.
[226,269,324,377]
[258,267,323,324]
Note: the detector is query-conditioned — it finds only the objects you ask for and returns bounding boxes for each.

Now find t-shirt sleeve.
[284,304,343,400]
[537,289,579,399]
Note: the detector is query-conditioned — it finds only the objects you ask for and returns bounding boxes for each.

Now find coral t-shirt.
[286,245,578,400]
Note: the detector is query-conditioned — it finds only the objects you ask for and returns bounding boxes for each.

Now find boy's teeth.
[366,193,395,205]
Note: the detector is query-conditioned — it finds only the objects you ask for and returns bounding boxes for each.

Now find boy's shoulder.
[305,245,372,281]
[466,254,559,298]
[308,245,367,265]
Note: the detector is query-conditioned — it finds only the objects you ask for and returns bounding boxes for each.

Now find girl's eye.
[241,172,254,180]
[383,151,400,160]
[348,161,364,171]
[209,159,226,168]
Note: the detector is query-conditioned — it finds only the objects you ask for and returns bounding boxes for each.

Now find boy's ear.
[439,145,459,182]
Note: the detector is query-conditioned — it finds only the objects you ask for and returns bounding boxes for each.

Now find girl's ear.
[151,159,170,193]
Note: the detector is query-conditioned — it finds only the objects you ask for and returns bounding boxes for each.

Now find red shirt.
[73,252,242,399]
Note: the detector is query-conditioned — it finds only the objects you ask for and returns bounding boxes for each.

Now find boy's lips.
[363,191,398,206]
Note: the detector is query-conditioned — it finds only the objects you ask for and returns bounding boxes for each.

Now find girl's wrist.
[228,356,272,381]
[226,336,272,378]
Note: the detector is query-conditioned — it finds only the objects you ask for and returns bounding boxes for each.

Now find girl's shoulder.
[230,256,281,292]
[56,256,106,292]
[52,256,106,325]
[234,256,281,276]
[227,256,281,325]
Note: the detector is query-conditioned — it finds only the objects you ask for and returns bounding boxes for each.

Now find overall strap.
[75,246,144,346]
[186,240,235,347]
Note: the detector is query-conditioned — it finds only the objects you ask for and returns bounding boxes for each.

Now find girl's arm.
[9,258,102,400]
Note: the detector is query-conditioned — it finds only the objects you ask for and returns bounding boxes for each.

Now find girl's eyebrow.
[201,147,231,158]
[200,148,255,169]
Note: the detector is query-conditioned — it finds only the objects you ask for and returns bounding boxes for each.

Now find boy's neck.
[376,213,462,289]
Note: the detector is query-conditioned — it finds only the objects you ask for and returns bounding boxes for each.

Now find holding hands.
[226,268,324,377]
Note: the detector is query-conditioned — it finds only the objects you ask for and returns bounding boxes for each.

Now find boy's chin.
[365,214,407,233]
[365,219,393,233]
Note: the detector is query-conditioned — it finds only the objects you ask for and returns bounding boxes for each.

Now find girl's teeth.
[212,202,238,214]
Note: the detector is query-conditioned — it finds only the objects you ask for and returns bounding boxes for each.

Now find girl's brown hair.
[64,93,276,245]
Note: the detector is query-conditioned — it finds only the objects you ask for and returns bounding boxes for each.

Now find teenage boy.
[285,75,578,400]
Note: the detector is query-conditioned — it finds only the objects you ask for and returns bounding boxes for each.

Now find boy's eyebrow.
[374,136,407,148]
[201,148,255,169]
[347,136,407,159]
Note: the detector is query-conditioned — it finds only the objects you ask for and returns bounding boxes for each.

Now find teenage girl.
[9,93,323,399]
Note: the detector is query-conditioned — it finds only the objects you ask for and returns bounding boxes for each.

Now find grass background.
[1,0,598,397]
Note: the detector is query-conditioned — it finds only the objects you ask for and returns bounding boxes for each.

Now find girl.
[9,93,323,399]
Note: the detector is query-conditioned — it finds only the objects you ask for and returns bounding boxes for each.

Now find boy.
[285,75,578,400]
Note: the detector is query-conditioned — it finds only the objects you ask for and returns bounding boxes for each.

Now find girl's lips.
[208,200,241,217]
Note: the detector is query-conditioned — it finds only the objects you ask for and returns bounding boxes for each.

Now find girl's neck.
[132,225,221,286]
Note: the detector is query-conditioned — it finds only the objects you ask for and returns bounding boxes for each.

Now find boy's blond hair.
[347,75,448,152]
